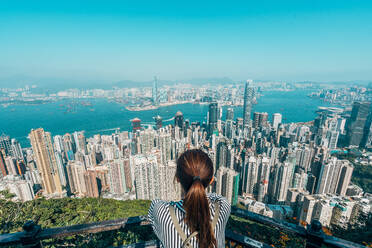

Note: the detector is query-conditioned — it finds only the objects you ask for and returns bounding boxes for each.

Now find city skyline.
[1,1,372,82]
[1,83,371,246]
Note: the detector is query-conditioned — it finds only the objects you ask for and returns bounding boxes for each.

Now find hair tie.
[193,176,201,182]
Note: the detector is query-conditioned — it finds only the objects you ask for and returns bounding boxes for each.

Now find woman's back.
[148,193,231,248]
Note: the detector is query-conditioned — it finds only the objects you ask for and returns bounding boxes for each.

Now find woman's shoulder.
[149,199,170,212]
[148,199,171,225]
[207,193,231,209]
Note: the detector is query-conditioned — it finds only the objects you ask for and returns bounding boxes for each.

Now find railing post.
[305,220,324,248]
[20,220,42,248]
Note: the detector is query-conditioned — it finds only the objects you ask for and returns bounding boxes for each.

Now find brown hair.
[175,149,216,248]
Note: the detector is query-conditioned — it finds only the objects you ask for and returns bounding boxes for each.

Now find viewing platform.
[0,207,364,248]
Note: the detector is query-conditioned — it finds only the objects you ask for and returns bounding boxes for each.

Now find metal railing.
[0,207,365,248]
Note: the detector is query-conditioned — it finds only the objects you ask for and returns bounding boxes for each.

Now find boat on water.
[80,101,92,106]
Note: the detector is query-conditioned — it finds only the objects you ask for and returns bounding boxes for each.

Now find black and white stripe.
[148,193,231,248]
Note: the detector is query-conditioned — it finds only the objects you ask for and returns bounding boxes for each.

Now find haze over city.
[1,0,372,83]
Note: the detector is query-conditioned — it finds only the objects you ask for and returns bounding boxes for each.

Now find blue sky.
[0,0,372,83]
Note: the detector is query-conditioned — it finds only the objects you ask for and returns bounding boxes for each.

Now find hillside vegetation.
[351,162,372,193]
[0,197,153,247]
[1,196,368,247]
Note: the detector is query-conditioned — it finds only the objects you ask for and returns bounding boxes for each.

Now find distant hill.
[0,75,236,91]
[113,77,236,88]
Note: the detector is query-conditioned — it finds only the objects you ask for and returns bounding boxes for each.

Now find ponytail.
[183,180,217,248]
[176,149,216,248]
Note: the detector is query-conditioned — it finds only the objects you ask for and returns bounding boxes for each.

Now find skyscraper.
[253,112,268,129]
[134,154,159,200]
[243,80,254,127]
[84,170,100,197]
[107,159,127,194]
[299,195,316,225]
[11,139,23,160]
[131,118,142,132]
[216,139,227,170]
[346,101,370,147]
[315,158,353,196]
[226,108,234,120]
[208,102,218,136]
[0,151,8,177]
[273,162,292,202]
[154,115,163,129]
[66,161,86,196]
[29,128,64,196]
[0,134,12,157]
[216,167,240,205]
[152,76,159,106]
[241,156,258,196]
[174,111,184,129]
[336,161,353,196]
[272,113,282,130]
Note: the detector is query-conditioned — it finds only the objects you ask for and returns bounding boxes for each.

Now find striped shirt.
[148,193,231,248]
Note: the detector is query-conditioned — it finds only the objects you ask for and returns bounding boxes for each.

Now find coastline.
[125,100,193,111]
[125,100,247,111]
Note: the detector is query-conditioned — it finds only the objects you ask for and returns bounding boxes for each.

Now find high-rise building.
[216,167,239,205]
[346,101,370,147]
[315,158,353,196]
[208,102,219,136]
[4,176,35,202]
[5,157,17,175]
[306,173,317,194]
[152,76,159,106]
[53,135,64,153]
[174,111,184,129]
[84,170,100,197]
[241,156,258,196]
[257,157,271,200]
[29,128,64,196]
[312,199,334,227]
[66,161,86,196]
[243,80,254,127]
[131,118,142,132]
[336,161,353,196]
[216,139,227,170]
[225,120,235,139]
[272,113,282,130]
[123,157,133,190]
[0,151,8,177]
[77,132,87,154]
[158,160,181,201]
[299,195,316,225]
[107,159,128,194]
[134,154,159,200]
[273,162,292,202]
[154,115,163,129]
[54,152,67,187]
[11,139,23,160]
[253,112,268,129]
[226,108,234,120]
[63,133,75,160]
[0,134,12,157]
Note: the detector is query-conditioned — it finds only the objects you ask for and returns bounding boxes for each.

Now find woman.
[148,149,231,248]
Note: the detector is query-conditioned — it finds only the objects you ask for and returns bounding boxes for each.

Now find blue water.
[0,90,333,147]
